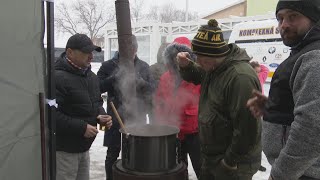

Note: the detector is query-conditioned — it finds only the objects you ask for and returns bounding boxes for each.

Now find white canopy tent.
[0,0,53,180]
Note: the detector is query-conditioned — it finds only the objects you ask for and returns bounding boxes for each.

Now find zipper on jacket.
[281,125,288,147]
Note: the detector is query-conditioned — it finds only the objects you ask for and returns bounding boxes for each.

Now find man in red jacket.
[153,37,201,178]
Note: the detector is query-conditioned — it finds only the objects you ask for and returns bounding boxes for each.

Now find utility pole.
[185,0,189,22]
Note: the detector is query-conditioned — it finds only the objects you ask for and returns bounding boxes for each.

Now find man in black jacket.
[97,35,155,180]
[55,33,112,180]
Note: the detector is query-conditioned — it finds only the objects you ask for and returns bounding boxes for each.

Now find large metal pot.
[120,124,180,173]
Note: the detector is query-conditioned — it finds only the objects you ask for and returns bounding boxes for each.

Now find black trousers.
[105,145,121,180]
[180,133,202,179]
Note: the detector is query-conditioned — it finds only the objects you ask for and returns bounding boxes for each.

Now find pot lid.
[120,124,179,137]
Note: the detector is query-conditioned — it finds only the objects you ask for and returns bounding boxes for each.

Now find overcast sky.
[144,0,240,16]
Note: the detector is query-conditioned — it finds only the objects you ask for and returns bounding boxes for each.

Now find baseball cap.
[66,33,102,53]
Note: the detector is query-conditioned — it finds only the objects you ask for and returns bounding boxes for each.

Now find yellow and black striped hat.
[192,19,230,57]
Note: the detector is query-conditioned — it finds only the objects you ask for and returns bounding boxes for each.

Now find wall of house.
[246,0,278,16]
[203,2,246,20]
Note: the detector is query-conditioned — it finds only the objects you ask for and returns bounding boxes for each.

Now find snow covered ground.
[90,130,271,180]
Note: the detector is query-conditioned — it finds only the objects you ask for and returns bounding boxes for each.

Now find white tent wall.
[0,0,45,180]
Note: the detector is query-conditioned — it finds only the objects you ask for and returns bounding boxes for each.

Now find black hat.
[191,19,230,57]
[276,0,320,23]
[66,33,102,53]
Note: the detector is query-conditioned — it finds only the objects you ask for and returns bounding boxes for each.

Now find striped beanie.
[191,19,230,57]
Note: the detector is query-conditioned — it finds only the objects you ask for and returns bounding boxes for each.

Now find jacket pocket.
[181,107,198,133]
[199,111,232,154]
[198,112,216,146]
[185,107,198,116]
[212,112,232,150]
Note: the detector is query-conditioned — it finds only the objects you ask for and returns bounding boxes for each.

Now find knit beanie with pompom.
[191,19,230,57]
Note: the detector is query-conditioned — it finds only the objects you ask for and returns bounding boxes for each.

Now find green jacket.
[180,44,262,168]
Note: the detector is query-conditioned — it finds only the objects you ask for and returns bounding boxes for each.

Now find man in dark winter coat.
[55,33,112,180]
[177,19,262,180]
[247,0,320,179]
[97,35,155,180]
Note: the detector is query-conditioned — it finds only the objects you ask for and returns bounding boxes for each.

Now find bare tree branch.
[55,3,78,35]
[145,3,198,23]
[130,0,144,22]
[55,0,198,44]
[146,6,160,21]
[55,0,115,40]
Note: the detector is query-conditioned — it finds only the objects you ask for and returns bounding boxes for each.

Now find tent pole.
[45,1,56,180]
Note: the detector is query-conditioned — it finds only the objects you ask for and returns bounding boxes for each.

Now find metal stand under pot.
[112,124,188,180]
